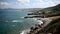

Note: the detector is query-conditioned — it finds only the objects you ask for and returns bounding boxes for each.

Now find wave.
[12,20,23,22]
[32,18,37,21]
[20,29,30,34]
[20,20,43,34]
[20,30,25,34]
[37,20,43,25]
[20,17,24,18]
[20,18,44,34]
[32,18,43,24]
[5,20,23,23]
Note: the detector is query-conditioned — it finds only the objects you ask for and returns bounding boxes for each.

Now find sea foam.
[12,20,23,22]
[20,29,30,34]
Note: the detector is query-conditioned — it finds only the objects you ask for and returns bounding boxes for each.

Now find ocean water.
[0,10,41,34]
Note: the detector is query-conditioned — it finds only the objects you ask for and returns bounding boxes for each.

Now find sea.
[0,10,43,34]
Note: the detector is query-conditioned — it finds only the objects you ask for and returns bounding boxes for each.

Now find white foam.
[12,20,18,22]
[32,18,37,21]
[37,20,43,25]
[12,20,23,22]
[20,29,30,34]
[20,17,24,18]
[20,30,25,34]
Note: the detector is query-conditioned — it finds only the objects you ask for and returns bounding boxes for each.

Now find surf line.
[20,18,45,34]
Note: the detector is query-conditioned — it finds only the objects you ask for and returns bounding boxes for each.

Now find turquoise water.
[0,10,38,34]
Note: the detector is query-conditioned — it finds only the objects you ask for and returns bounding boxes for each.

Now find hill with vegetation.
[27,4,60,34]
[37,4,60,34]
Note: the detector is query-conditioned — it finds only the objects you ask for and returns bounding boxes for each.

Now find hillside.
[36,4,60,34]
[39,4,60,16]
[27,4,60,34]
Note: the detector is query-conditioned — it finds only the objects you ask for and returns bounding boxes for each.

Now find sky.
[0,0,60,9]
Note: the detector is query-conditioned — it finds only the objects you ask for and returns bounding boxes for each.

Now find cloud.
[0,2,19,8]
[0,2,10,6]
[0,0,60,8]
[0,2,10,8]
[17,0,60,8]
[32,0,60,8]
[17,0,30,3]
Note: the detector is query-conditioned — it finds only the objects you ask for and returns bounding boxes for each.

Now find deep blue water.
[0,10,38,34]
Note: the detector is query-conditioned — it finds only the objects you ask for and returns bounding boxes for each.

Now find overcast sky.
[0,0,60,9]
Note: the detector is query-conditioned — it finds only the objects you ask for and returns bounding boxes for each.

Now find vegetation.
[37,4,60,34]
[26,4,60,34]
[38,17,60,34]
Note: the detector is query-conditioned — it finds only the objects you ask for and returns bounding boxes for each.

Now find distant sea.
[0,10,40,34]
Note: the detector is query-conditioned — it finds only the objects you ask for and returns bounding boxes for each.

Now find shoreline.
[20,17,52,34]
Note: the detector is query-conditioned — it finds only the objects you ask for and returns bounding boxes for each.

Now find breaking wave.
[20,29,30,34]
[20,18,44,34]
[5,20,23,23]
[20,17,24,18]
[12,20,23,22]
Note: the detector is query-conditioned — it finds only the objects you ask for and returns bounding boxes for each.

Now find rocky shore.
[27,18,52,34]
[23,4,60,34]
[26,16,60,34]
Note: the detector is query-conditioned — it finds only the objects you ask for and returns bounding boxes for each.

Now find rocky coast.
[23,4,60,34]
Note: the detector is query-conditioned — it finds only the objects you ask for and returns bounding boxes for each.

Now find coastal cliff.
[24,4,60,34]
